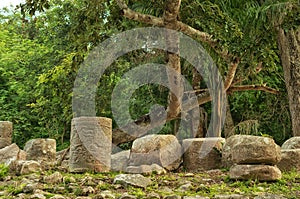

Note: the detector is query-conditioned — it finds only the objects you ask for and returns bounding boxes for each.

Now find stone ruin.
[0,119,300,182]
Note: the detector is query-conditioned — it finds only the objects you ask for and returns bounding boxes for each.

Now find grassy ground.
[0,166,300,198]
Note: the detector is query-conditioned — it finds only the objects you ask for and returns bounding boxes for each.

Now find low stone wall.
[1,119,300,182]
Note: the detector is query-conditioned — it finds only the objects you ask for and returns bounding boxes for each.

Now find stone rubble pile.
[222,135,282,181]
[0,121,57,175]
[1,119,299,183]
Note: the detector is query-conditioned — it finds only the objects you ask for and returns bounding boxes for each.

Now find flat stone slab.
[230,164,282,181]
[113,174,152,188]
[126,164,166,175]
[254,193,287,199]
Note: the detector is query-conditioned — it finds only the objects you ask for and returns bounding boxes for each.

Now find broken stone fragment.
[229,164,282,181]
[24,138,56,170]
[113,174,152,188]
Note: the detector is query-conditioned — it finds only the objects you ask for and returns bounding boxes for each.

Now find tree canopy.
[0,0,299,148]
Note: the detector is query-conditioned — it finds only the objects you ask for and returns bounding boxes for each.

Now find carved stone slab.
[69,117,112,173]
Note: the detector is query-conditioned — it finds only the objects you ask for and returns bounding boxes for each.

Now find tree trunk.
[163,0,182,120]
[277,27,300,136]
[223,99,234,138]
[191,67,207,138]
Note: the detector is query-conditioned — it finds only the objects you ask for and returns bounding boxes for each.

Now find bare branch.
[228,85,280,94]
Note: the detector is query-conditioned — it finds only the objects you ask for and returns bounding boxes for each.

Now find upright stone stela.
[69,117,112,173]
[0,121,13,149]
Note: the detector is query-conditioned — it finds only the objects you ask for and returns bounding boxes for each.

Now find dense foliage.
[0,0,298,148]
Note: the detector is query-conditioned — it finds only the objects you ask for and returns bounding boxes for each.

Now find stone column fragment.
[69,117,112,173]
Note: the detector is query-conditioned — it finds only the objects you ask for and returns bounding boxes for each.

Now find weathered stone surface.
[111,150,130,172]
[230,165,282,181]
[30,193,46,199]
[96,190,115,199]
[0,138,11,149]
[126,164,167,175]
[147,193,161,199]
[183,196,210,199]
[119,194,137,199]
[177,182,193,192]
[23,183,38,193]
[0,121,12,148]
[182,138,225,171]
[222,135,281,167]
[129,134,182,171]
[281,137,300,149]
[254,193,287,199]
[214,194,249,199]
[43,172,63,184]
[24,138,56,169]
[277,149,300,172]
[113,174,152,188]
[49,196,66,199]
[14,160,41,175]
[0,143,26,166]
[82,186,95,195]
[69,117,112,173]
[163,196,181,199]
[56,149,70,163]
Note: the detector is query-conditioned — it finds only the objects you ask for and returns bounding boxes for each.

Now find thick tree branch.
[112,83,279,145]
[116,0,216,47]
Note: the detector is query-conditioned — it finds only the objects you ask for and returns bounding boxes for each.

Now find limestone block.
[277,149,300,172]
[222,135,281,167]
[0,143,26,166]
[182,137,225,172]
[129,134,182,171]
[111,150,130,172]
